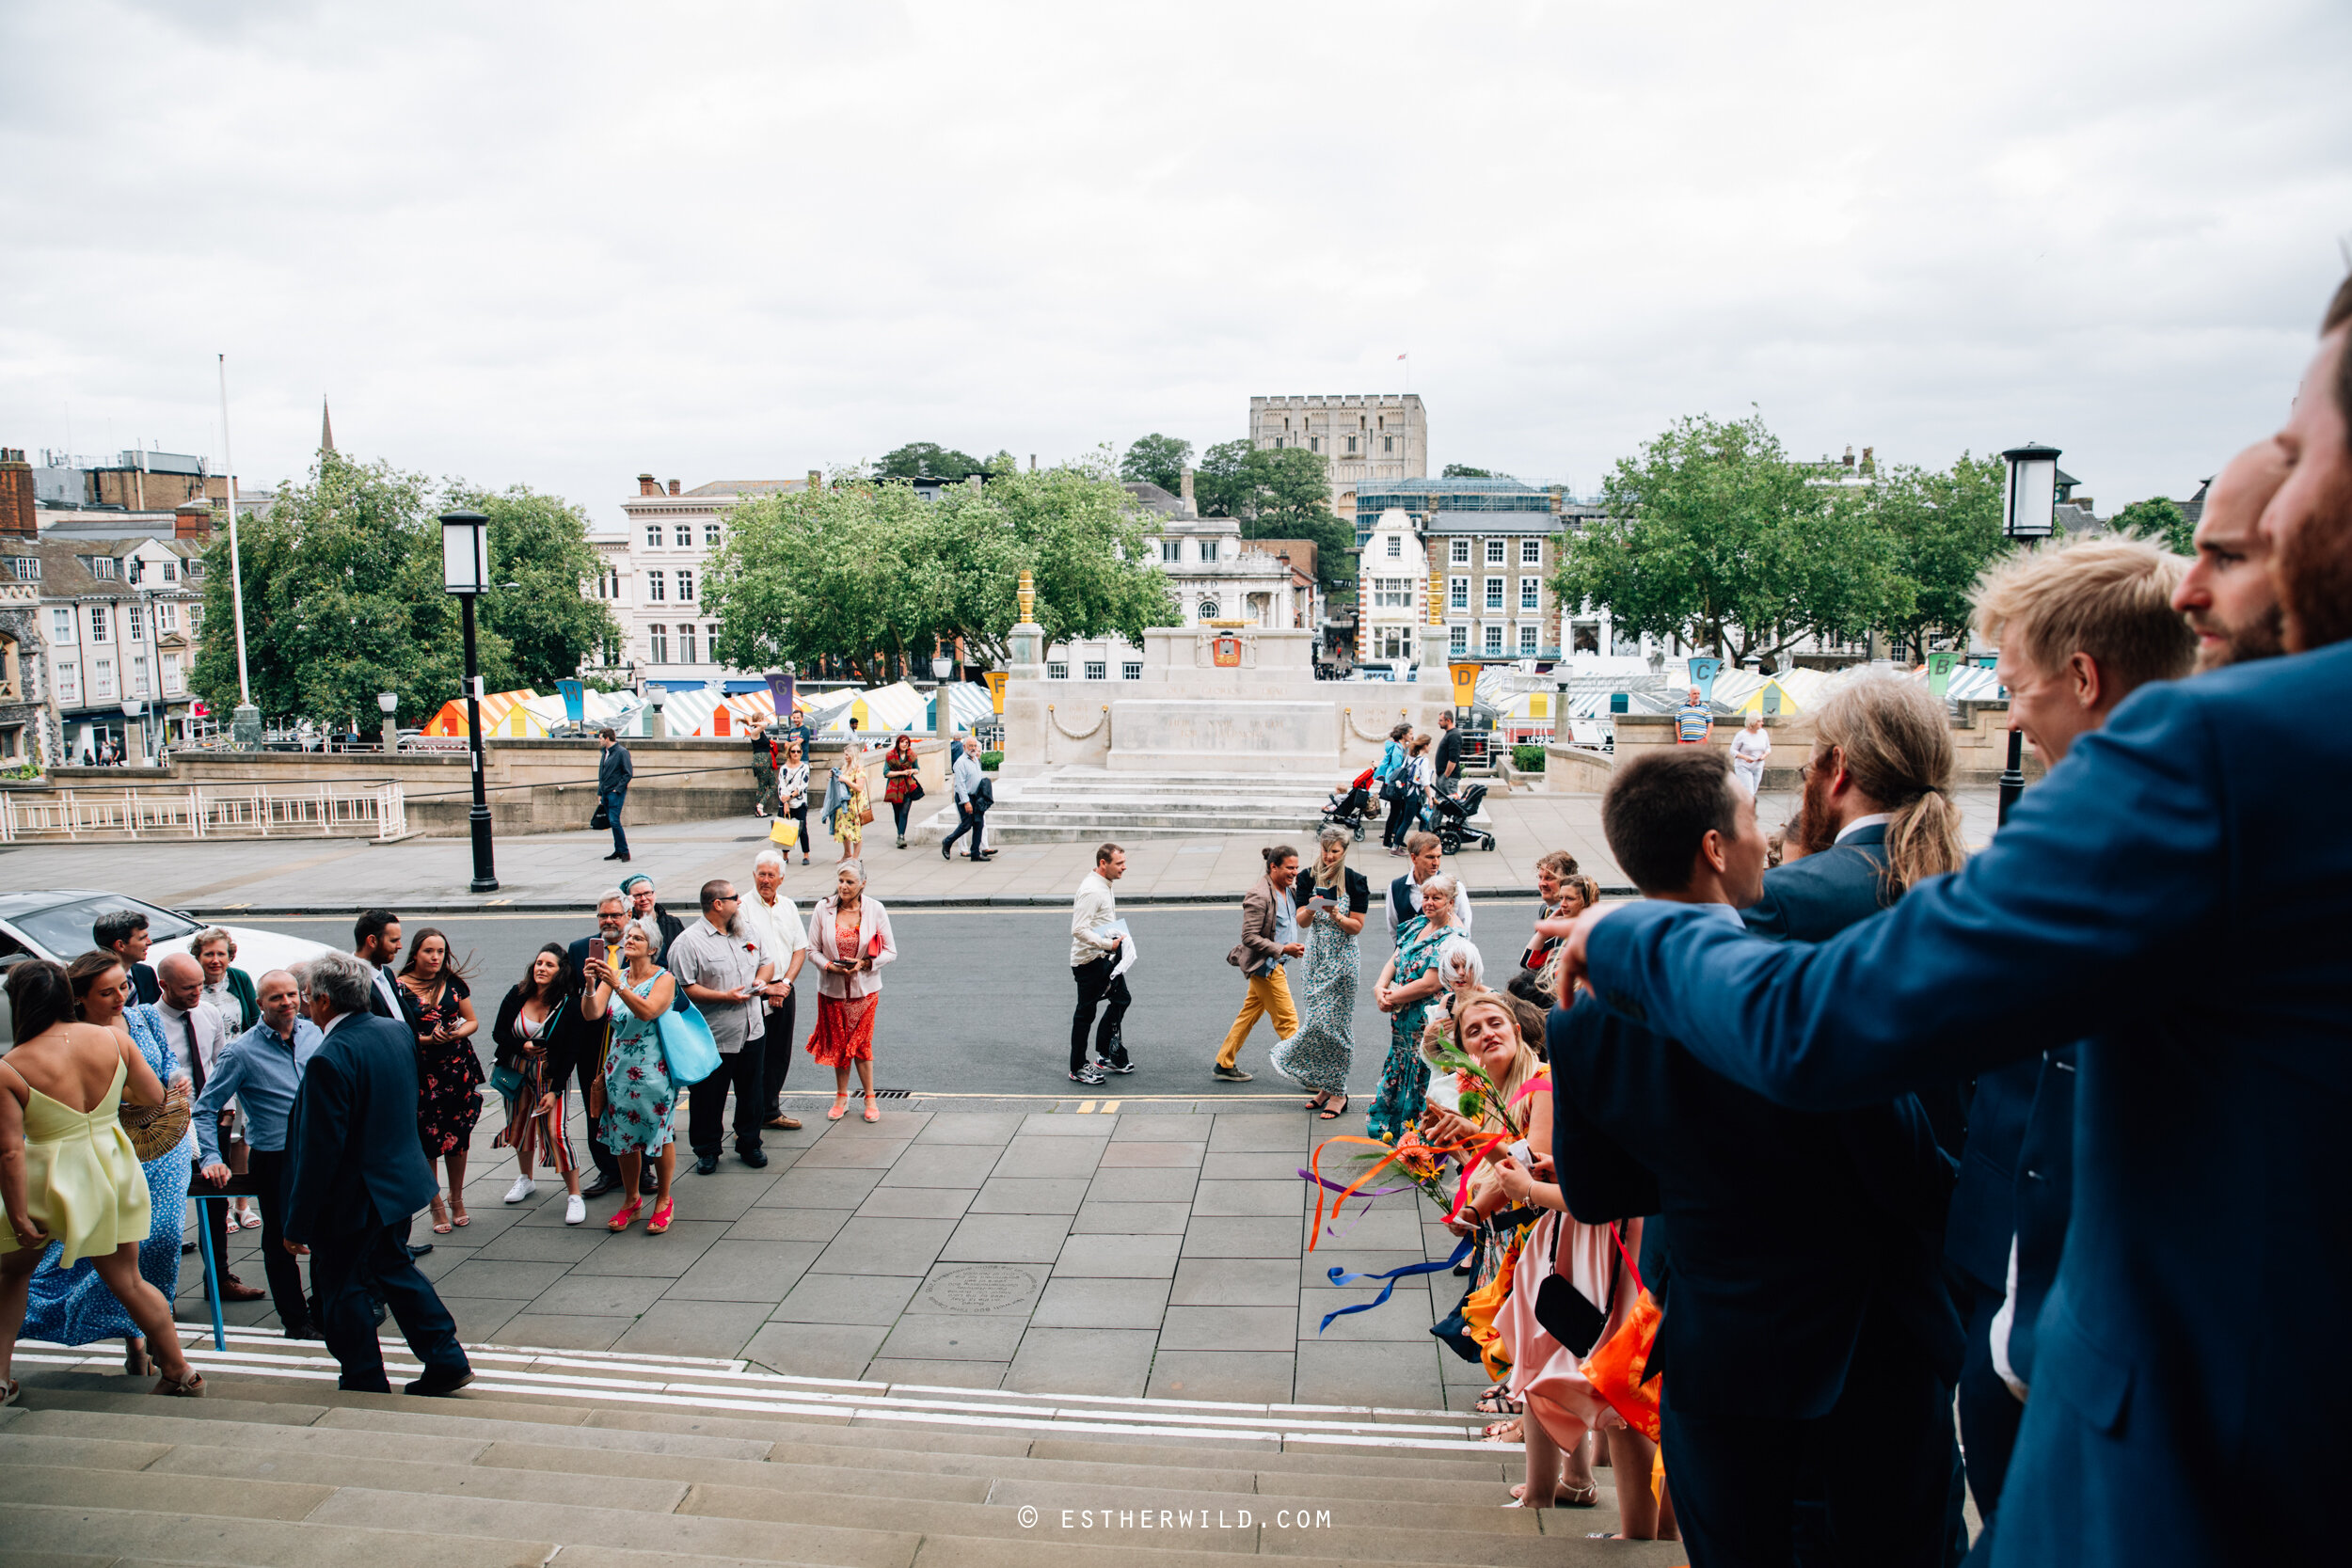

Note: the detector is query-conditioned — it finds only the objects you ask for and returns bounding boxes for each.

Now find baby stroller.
[1323,766,1376,841]
[1421,779,1496,854]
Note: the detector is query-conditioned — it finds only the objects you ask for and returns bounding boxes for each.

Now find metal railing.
[0,782,407,843]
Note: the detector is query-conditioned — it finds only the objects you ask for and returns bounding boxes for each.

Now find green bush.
[1511,744,1546,772]
[979,750,1004,770]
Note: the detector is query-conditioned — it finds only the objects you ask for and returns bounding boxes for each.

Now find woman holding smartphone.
[1272,825,1369,1118]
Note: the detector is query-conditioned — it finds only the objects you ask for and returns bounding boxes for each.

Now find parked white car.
[0,891,340,1047]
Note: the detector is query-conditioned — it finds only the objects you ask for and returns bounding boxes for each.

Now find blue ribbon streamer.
[1316,1237,1474,1335]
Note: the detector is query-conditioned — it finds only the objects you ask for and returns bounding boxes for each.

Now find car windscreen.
[12,895,201,958]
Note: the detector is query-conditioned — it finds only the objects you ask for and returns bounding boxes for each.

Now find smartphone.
[588,937,609,971]
[1506,1139,1533,1165]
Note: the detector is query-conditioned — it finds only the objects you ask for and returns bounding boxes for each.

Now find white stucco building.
[589,472,813,691]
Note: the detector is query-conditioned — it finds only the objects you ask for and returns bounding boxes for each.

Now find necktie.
[183,1010,205,1094]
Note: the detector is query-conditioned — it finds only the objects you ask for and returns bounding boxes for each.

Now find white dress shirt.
[742,888,809,995]
[1071,870,1120,967]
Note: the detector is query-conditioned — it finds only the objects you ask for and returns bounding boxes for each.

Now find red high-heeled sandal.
[607,1197,644,1232]
[646,1197,675,1235]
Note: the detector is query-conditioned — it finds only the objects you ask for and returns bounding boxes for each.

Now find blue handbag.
[654,995,722,1087]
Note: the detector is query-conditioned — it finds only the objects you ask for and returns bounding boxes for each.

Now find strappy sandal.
[1556,1479,1599,1508]
[1475,1383,1514,1415]
[152,1370,206,1398]
[449,1198,469,1228]
[3,1379,20,1407]
[1483,1416,1524,1442]
[607,1197,644,1233]
[1319,1094,1350,1120]
[827,1093,850,1121]
[429,1196,453,1235]
[862,1096,881,1123]
[645,1197,675,1235]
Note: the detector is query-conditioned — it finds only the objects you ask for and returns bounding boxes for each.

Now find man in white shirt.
[157,952,266,1301]
[741,848,811,1130]
[1069,843,1132,1085]
[354,909,404,1019]
[1384,831,1474,943]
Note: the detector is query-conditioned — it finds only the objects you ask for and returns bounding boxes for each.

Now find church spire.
[321,396,336,454]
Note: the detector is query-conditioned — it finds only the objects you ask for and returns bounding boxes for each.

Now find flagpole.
[216,355,259,745]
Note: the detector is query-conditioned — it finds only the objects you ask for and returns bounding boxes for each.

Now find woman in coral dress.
[805,862,897,1124]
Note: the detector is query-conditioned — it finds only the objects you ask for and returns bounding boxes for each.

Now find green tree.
[193,452,495,728]
[874,442,986,480]
[2111,496,2194,555]
[446,483,622,689]
[705,458,1175,675]
[1119,433,1193,493]
[1441,464,1502,479]
[1192,438,1257,521]
[1552,414,1909,667]
[1868,453,2008,663]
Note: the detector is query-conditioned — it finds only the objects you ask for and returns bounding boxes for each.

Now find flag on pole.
[1398,352,1408,359]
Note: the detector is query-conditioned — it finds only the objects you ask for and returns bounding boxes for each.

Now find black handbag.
[1533,1217,1619,1356]
[591,800,611,831]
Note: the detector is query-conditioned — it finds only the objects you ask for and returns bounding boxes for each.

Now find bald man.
[2172,442,2291,671]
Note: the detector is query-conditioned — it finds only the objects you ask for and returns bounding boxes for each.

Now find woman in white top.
[1731,714,1772,797]
[1407,734,1438,836]
[778,738,812,866]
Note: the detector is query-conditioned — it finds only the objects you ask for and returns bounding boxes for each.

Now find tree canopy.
[1552,414,1913,668]
[705,457,1176,677]
[1867,453,2008,663]
[2110,496,2195,555]
[191,454,616,727]
[873,442,988,481]
[1189,439,1348,587]
[1441,464,1503,479]
[1119,433,1193,494]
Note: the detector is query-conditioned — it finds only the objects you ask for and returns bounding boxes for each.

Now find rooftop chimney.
[1841,445,1855,471]
[1180,467,1196,507]
[1029,454,1037,472]
[638,473,660,497]
[668,479,681,496]
[173,500,213,540]
[0,448,33,539]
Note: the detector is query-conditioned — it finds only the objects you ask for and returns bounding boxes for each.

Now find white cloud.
[3,0,2346,521]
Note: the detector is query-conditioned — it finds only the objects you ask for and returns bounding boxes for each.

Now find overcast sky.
[5,0,2348,527]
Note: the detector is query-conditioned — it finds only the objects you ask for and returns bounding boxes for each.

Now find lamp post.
[932,646,954,750]
[439,509,498,892]
[1995,443,2061,827]
[119,698,144,767]
[377,690,399,753]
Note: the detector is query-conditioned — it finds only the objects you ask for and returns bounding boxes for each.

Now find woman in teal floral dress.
[583,917,678,1235]
[1366,873,1461,1144]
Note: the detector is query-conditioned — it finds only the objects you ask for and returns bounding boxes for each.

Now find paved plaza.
[182,1104,1496,1413]
[0,784,2006,915]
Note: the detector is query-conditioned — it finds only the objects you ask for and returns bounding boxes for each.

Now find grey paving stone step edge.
[10,1382,1533,1497]
[0,1502,1685,1568]
[20,1330,1494,1448]
[2,1433,1583,1542]
[1,1408,1534,1509]
[2,1475,1677,1567]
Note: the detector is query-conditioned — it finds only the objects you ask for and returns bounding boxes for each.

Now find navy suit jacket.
[1583,642,2352,1567]
[282,1010,437,1245]
[1549,978,1962,1421]
[1743,822,1970,1158]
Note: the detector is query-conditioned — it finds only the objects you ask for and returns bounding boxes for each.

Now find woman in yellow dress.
[828,740,870,862]
[1,959,204,1403]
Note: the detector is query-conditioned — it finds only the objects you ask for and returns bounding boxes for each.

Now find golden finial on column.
[1018,568,1036,624]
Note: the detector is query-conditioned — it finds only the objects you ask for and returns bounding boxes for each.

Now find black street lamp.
[440,508,499,892]
[1995,443,2061,826]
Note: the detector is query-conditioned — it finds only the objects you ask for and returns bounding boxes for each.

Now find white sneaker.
[564,1194,587,1226]
[503,1176,537,1204]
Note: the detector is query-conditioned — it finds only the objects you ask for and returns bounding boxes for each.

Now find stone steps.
[0,1331,1682,1568]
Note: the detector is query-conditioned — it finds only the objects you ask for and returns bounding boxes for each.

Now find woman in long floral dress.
[1272,826,1371,1119]
[396,928,481,1234]
[1366,873,1461,1144]
[23,951,188,1377]
[584,917,678,1235]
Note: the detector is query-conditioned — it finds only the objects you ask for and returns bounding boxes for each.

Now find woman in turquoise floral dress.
[583,917,678,1235]
[1366,873,1461,1144]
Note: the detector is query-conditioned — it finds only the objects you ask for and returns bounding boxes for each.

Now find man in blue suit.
[284,950,473,1396]
[1552,747,1963,1566]
[1550,279,2352,1567]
